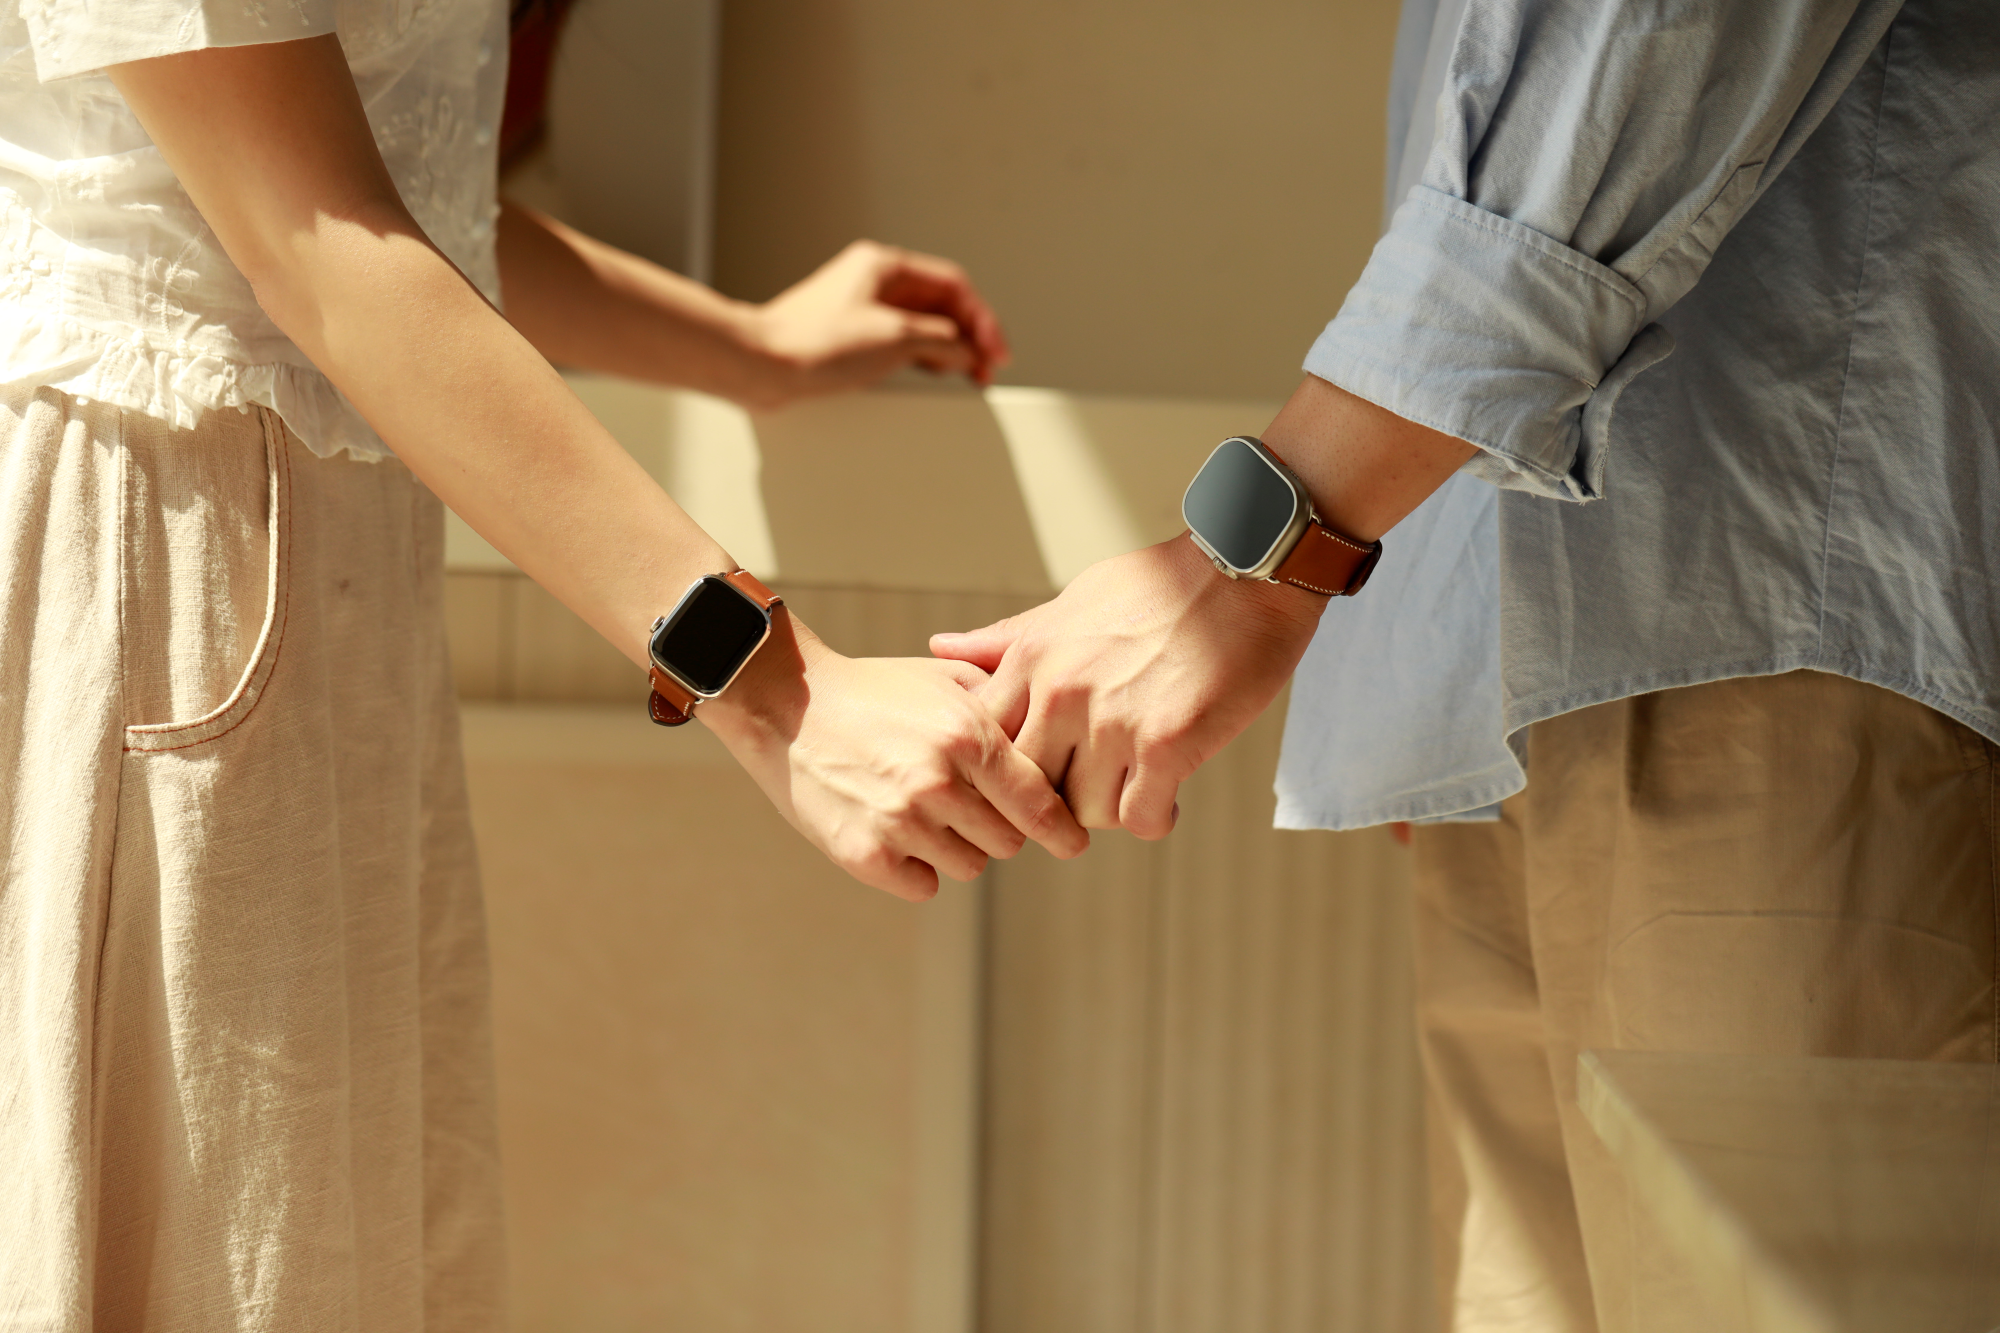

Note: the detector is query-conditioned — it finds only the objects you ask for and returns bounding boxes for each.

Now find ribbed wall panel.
[983,699,1432,1333]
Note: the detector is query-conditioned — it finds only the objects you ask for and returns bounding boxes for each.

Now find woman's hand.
[702,611,1087,901]
[744,240,1011,407]
[497,209,1008,410]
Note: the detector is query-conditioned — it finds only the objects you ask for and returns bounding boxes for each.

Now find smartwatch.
[1181,436,1381,597]
[645,569,784,727]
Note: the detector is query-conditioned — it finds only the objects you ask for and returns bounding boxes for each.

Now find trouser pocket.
[122,406,290,750]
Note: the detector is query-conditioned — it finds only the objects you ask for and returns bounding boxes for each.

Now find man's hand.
[928,376,1477,839]
[748,240,1011,406]
[929,536,1325,839]
[704,611,1088,901]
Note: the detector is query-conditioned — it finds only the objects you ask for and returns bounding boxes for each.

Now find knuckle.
[913,771,958,808]
[940,717,992,769]
[1135,725,1197,774]
[1044,677,1090,714]
[1079,805,1122,832]
[832,832,888,876]
[1018,792,1063,840]
[830,849,865,879]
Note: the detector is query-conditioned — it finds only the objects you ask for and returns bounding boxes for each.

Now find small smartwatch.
[1181,436,1382,597]
[645,569,784,727]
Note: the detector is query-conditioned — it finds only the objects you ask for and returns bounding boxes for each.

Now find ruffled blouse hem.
[0,313,392,462]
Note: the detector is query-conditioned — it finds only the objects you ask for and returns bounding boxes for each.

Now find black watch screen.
[649,576,772,695]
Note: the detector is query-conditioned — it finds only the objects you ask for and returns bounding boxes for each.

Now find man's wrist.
[1169,531,1327,643]
[1262,375,1477,544]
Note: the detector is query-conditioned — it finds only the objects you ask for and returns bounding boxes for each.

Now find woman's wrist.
[697,606,826,751]
[725,303,813,410]
[640,287,794,411]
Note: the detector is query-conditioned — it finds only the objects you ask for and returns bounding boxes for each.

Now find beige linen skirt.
[0,387,505,1330]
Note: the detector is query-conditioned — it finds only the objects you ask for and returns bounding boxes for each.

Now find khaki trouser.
[0,388,505,1331]
[1412,672,1998,1333]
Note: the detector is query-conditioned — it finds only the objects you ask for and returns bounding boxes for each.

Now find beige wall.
[713,0,1401,403]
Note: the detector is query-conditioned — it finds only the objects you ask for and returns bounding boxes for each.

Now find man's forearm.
[1261,374,1477,545]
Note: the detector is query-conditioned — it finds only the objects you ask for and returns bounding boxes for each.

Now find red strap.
[500,0,579,170]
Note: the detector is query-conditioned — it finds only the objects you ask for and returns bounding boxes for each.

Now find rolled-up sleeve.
[1308,0,1903,501]
[24,0,336,83]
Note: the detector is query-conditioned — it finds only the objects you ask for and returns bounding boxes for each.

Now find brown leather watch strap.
[1272,519,1381,597]
[1253,442,1382,597]
[648,569,783,727]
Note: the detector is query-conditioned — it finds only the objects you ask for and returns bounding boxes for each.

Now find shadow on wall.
[713,0,1401,404]
[442,377,1281,596]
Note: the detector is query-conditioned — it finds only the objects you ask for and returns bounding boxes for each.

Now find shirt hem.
[1275,654,2000,832]
[0,308,391,462]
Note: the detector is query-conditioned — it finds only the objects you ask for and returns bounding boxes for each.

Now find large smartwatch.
[1181,435,1381,597]
[646,569,784,727]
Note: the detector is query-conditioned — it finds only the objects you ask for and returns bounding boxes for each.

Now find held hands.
[700,609,1088,901]
[922,379,1474,840]
[929,536,1326,839]
[743,240,1011,408]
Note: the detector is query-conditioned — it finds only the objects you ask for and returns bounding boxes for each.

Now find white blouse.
[0,0,506,461]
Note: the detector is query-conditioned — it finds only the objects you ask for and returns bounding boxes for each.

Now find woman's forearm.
[495,201,779,405]
[300,216,731,666]
[109,40,732,668]
[103,35,1089,895]
[494,202,1010,409]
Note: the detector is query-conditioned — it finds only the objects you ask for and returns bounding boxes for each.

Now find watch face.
[649,576,772,695]
[1182,437,1307,574]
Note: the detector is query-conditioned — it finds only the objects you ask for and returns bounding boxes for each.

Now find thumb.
[930,616,1021,673]
[930,657,993,693]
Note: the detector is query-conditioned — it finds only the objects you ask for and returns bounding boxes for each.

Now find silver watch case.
[1181,436,1315,582]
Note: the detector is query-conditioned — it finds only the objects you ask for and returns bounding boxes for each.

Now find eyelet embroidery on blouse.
[0,0,507,460]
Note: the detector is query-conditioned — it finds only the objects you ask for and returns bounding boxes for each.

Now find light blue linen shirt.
[1275,0,2000,830]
